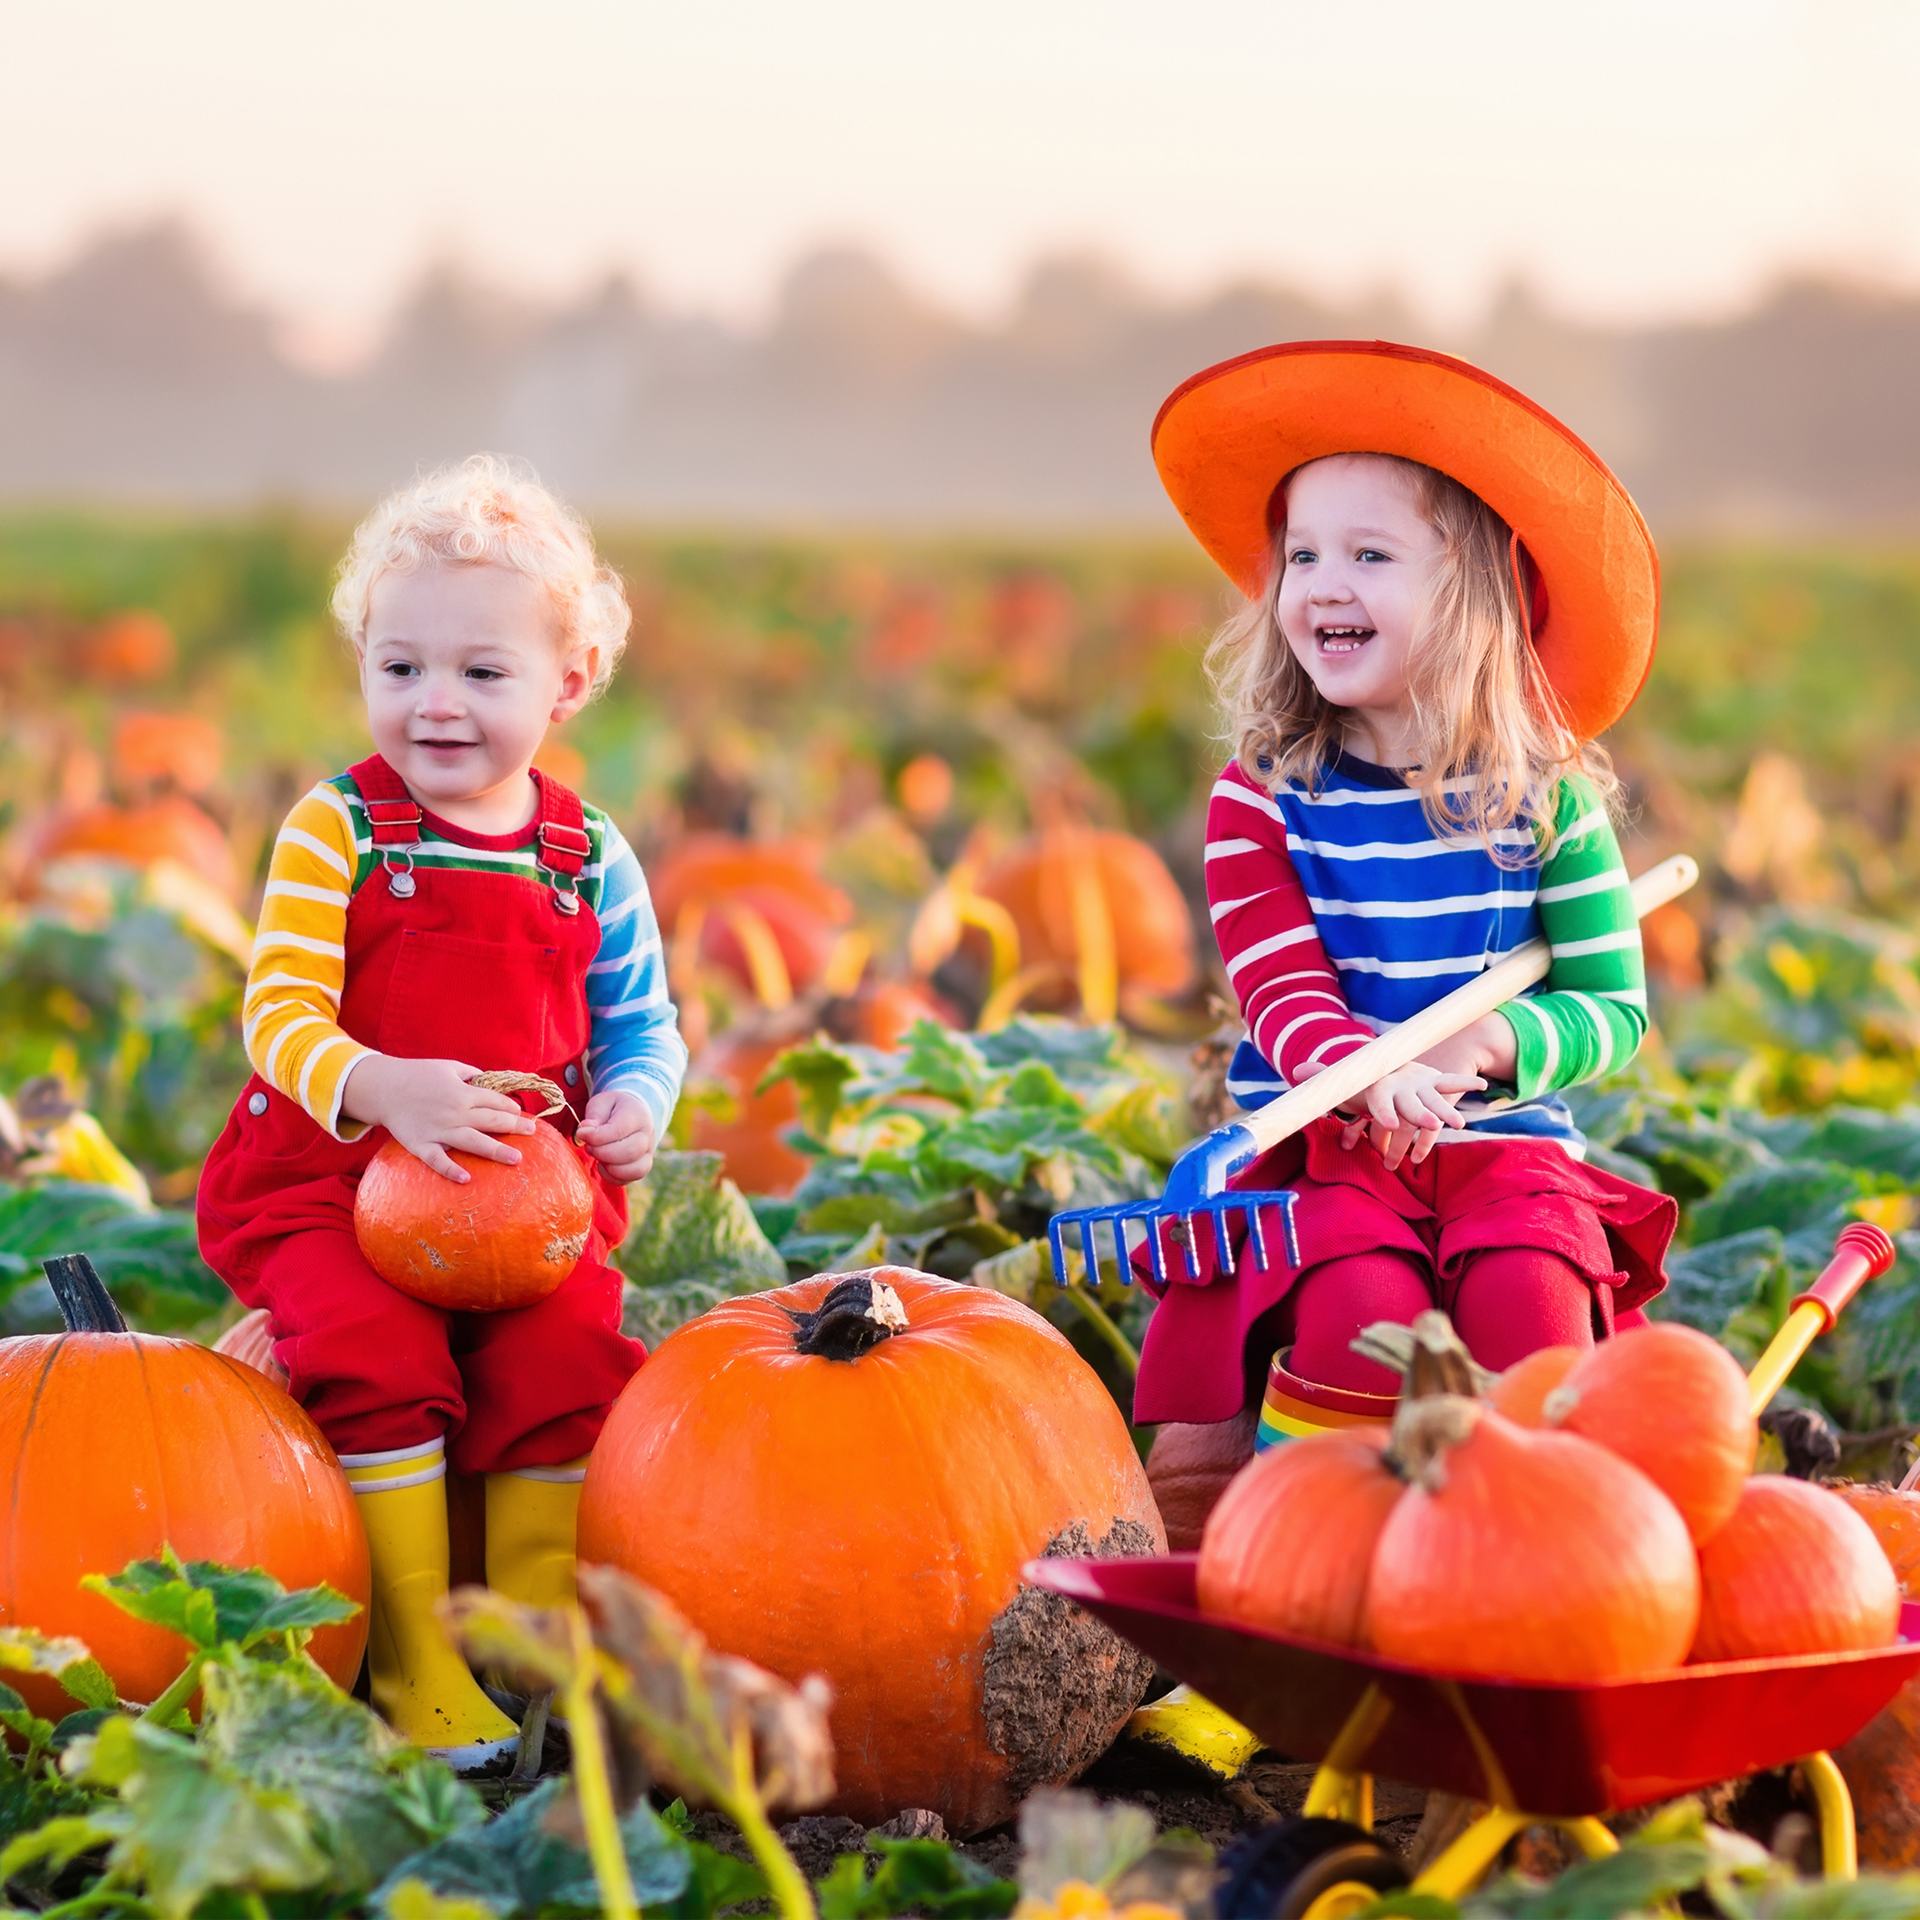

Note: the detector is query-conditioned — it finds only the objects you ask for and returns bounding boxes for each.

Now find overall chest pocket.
[375,929,562,1069]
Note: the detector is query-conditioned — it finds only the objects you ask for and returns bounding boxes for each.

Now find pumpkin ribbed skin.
[1692,1476,1902,1663]
[1364,1400,1700,1682]
[1198,1427,1401,1647]
[0,1331,368,1712]
[354,1119,595,1312]
[1831,1483,1920,1597]
[1488,1345,1583,1427]
[1545,1323,1756,1544]
[578,1268,1164,1835]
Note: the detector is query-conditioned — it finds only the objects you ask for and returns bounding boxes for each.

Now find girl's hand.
[1295,1056,1486,1171]
[340,1054,536,1183]
[575,1089,658,1185]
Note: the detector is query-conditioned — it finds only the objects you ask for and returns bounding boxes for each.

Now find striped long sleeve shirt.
[244,773,687,1141]
[1206,753,1647,1155]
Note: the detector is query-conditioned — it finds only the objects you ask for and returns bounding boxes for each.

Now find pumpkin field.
[11,513,1920,1916]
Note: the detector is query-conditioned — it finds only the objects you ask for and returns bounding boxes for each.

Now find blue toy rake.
[1046,855,1699,1288]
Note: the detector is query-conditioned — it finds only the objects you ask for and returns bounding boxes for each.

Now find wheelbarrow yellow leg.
[1801,1751,1858,1879]
[1412,1809,1616,1902]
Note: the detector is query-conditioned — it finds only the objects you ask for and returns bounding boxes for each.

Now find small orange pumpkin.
[1364,1398,1700,1682]
[1691,1476,1902,1663]
[354,1118,595,1312]
[1544,1323,1756,1544]
[1832,1482,1920,1596]
[1488,1345,1584,1426]
[578,1268,1165,1835]
[0,1258,368,1713]
[1198,1426,1402,1647]
[111,712,223,795]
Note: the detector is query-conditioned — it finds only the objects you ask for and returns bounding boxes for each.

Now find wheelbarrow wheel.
[1216,1816,1407,1920]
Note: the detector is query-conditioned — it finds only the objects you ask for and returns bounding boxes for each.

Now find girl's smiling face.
[358,561,594,832]
[1275,454,1445,764]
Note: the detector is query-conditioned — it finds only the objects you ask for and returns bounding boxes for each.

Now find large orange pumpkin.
[0,1257,368,1713]
[577,1268,1164,1834]
[354,1117,595,1313]
[1691,1476,1902,1663]
[687,1027,813,1197]
[1364,1397,1700,1682]
[1198,1426,1402,1647]
[38,796,238,898]
[977,828,1197,1008]
[1544,1323,1756,1545]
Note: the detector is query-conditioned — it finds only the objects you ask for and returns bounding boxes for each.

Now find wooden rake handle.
[1233,854,1700,1157]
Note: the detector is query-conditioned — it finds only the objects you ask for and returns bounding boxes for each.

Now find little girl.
[198,456,686,1766]
[1132,341,1677,1456]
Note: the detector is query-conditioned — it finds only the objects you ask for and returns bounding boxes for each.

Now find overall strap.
[347,754,424,898]
[532,769,591,915]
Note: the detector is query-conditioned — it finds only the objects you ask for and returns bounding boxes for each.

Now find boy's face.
[1275,454,1444,762]
[357,561,594,817]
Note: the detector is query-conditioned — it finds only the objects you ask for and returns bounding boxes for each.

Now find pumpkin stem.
[42,1254,128,1334]
[787,1273,909,1361]
[1388,1393,1481,1493]
[1351,1310,1494,1399]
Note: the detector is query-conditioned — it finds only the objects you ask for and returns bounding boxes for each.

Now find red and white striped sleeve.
[1205,761,1376,1085]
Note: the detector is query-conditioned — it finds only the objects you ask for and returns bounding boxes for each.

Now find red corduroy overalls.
[197,754,645,1473]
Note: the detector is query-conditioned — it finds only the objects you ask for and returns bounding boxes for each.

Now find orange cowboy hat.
[1151,340,1659,739]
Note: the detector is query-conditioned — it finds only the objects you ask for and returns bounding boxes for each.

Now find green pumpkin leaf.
[371,1776,691,1920]
[659,1839,769,1920]
[99,1719,330,1919]
[1687,1159,1863,1245]
[759,1038,864,1138]
[0,1811,121,1884]
[619,1152,787,1293]
[1651,1228,1787,1335]
[200,1656,476,1894]
[83,1550,357,1656]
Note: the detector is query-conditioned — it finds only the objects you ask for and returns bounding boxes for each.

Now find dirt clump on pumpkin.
[982,1517,1159,1803]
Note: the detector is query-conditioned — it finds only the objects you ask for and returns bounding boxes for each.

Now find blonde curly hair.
[1205,452,1619,865]
[332,454,630,697]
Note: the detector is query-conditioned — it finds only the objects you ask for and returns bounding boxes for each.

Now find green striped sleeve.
[1496,778,1648,1100]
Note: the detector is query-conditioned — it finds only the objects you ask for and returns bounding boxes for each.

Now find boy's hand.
[1295,1056,1486,1172]
[340,1054,535,1183]
[575,1089,658,1185]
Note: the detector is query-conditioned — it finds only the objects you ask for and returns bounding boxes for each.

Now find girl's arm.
[243,784,375,1139]
[1492,778,1649,1096]
[579,823,689,1136]
[1206,762,1378,1082]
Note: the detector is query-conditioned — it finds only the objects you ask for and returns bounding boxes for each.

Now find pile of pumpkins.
[1198,1317,1905,1680]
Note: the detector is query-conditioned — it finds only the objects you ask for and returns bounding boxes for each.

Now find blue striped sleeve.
[584,822,687,1130]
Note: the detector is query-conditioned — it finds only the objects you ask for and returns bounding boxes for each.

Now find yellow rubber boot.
[344,1441,519,1768]
[484,1459,587,1610]
[1125,1684,1264,1781]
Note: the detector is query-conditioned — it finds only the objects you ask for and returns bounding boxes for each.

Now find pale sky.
[6,0,1919,352]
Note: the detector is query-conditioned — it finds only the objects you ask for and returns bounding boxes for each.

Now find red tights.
[1287,1248,1603,1396]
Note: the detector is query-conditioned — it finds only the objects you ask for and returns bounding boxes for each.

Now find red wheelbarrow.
[1026,1222,1915,1912]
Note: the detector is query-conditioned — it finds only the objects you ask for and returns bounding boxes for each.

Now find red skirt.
[1132,1117,1676,1425]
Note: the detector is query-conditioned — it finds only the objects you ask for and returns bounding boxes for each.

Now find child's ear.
[549,646,598,723]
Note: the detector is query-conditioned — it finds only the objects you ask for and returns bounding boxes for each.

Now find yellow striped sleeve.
[243,785,372,1140]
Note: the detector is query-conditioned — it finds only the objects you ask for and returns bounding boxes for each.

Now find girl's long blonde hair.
[1206,453,1619,865]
